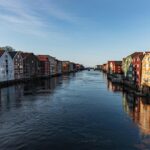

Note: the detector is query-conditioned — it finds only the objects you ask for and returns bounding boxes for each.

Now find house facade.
[76,64,83,71]
[37,55,50,77]
[108,61,122,74]
[122,55,133,80]
[0,50,14,82]
[122,52,143,82]
[62,61,70,73]
[141,52,150,91]
[69,62,74,72]
[132,53,144,88]
[21,52,39,79]
[48,56,57,76]
[102,63,108,72]
[8,51,24,80]
[56,60,62,75]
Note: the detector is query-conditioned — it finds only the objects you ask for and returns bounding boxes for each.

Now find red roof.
[37,55,49,62]
[130,52,143,58]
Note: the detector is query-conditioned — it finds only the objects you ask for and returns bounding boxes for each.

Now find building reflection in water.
[0,85,24,111]
[107,80,123,92]
[23,76,63,95]
[0,75,71,111]
[106,78,150,136]
[123,93,150,135]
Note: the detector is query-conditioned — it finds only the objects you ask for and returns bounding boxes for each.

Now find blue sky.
[0,0,150,66]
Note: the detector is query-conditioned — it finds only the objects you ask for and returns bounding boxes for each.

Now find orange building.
[62,61,70,73]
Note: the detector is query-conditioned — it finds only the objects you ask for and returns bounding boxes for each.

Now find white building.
[69,62,74,72]
[57,60,62,75]
[48,55,57,76]
[0,50,14,82]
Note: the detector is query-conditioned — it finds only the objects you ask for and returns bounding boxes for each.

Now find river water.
[0,70,150,150]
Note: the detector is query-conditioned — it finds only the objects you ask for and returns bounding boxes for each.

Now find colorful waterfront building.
[73,63,77,71]
[76,64,84,71]
[132,53,144,88]
[141,52,150,92]
[62,61,70,73]
[37,55,50,77]
[0,50,14,82]
[122,52,143,82]
[102,63,108,72]
[48,56,57,76]
[108,61,122,74]
[69,62,74,72]
[8,51,24,80]
[56,59,62,75]
[21,52,39,79]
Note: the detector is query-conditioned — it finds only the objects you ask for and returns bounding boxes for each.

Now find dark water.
[0,71,150,150]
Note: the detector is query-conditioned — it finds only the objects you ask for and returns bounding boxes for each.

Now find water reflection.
[123,93,150,135]
[0,71,150,150]
[0,75,72,111]
[107,77,150,136]
[107,80,123,92]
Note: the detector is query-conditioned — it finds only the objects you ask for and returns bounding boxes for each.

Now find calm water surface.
[0,71,150,150]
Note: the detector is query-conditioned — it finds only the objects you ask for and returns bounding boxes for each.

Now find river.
[0,70,150,150]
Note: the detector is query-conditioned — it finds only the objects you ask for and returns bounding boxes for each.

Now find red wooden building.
[108,61,122,74]
[37,55,50,77]
[132,52,144,88]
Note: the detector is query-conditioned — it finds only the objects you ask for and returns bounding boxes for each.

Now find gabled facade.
[122,52,143,82]
[37,55,50,77]
[56,59,62,75]
[69,62,74,72]
[62,61,70,73]
[76,64,83,71]
[141,52,150,88]
[8,51,23,80]
[0,50,14,82]
[132,53,144,88]
[73,63,77,71]
[21,52,39,78]
[108,61,122,74]
[48,56,57,76]
[102,63,108,72]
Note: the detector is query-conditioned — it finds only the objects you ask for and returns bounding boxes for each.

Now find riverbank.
[102,70,150,97]
[0,70,83,89]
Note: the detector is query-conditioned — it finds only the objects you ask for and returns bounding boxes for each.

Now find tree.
[0,46,15,51]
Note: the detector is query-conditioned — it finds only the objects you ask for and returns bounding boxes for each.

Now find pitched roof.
[130,52,143,58]
[8,51,17,59]
[114,61,122,65]
[37,55,49,61]
[21,52,33,59]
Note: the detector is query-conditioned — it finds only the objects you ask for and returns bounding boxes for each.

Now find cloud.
[0,0,81,38]
[0,0,45,26]
[0,0,78,25]
[38,0,78,23]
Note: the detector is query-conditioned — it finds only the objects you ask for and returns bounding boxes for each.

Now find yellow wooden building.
[141,52,150,89]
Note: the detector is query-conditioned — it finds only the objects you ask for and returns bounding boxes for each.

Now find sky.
[0,0,150,66]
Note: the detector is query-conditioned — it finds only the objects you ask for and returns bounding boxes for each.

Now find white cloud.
[38,0,78,23]
[0,0,45,26]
